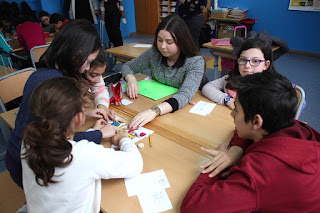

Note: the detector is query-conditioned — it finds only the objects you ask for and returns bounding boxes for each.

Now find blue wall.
[216,0,320,53]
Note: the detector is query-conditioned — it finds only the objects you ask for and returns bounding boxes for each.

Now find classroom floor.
[1,34,319,174]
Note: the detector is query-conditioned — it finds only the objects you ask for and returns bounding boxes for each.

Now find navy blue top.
[7,68,102,161]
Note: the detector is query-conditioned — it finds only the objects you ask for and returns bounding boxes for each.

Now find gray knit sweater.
[122,47,205,109]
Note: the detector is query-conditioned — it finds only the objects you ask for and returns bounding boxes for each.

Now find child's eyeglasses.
[237,57,265,67]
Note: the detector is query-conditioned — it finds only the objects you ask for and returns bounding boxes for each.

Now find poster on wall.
[289,0,320,11]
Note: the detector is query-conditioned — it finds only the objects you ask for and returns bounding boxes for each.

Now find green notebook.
[123,80,179,100]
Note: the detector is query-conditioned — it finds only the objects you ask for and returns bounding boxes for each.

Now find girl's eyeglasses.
[237,57,265,67]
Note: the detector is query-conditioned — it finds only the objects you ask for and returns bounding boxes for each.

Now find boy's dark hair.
[0,21,3,29]
[50,13,64,24]
[229,72,298,134]
[228,38,277,80]
[39,19,101,80]
[39,10,50,20]
[22,77,84,186]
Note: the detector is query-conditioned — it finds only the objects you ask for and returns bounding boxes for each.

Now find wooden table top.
[0,107,19,129]
[112,74,235,157]
[105,42,152,60]
[0,65,15,78]
[81,115,209,213]
[203,41,280,52]
[7,36,54,52]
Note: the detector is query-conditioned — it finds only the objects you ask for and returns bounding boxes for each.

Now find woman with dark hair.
[5,19,113,189]
[121,14,205,130]
[21,1,38,22]
[202,38,276,110]
[38,10,55,33]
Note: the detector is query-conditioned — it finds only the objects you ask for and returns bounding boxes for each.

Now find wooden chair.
[294,84,306,120]
[0,68,35,159]
[0,171,26,212]
[30,44,50,69]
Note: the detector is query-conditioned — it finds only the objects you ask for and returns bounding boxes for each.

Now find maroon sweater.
[16,21,45,51]
[181,120,320,212]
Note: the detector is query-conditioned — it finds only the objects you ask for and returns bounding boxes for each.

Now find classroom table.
[113,73,235,157]
[202,41,280,79]
[81,115,209,213]
[0,107,18,129]
[7,35,55,53]
[0,65,15,78]
[105,42,152,63]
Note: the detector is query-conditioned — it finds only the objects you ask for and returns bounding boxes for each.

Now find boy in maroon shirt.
[181,72,320,212]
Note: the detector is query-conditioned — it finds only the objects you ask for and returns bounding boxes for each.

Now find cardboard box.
[217,29,241,39]
[210,11,229,19]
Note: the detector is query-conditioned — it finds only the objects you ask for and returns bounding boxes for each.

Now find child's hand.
[226,98,235,110]
[100,124,115,138]
[83,96,91,108]
[200,144,243,178]
[85,108,107,120]
[97,105,116,122]
[92,119,107,130]
[106,109,116,122]
[111,129,129,146]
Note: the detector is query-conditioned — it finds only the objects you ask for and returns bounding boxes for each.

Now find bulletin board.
[289,0,320,11]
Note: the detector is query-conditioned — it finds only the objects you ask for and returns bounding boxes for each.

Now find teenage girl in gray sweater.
[122,15,205,130]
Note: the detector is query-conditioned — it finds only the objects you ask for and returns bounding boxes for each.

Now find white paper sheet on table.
[121,98,133,105]
[138,189,173,213]
[125,169,172,213]
[189,100,216,116]
[125,169,170,196]
[133,44,152,48]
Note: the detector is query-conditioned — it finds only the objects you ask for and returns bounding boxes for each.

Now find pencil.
[149,134,152,147]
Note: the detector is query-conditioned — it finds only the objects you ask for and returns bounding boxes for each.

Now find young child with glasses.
[202,38,277,110]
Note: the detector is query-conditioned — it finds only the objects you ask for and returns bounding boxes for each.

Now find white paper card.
[125,169,170,197]
[137,189,173,213]
[189,101,216,116]
[121,99,133,105]
[133,44,152,48]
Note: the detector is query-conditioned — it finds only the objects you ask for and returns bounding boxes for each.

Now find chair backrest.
[294,84,306,119]
[30,44,50,69]
[0,67,35,112]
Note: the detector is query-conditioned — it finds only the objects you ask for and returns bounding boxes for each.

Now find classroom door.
[134,0,159,34]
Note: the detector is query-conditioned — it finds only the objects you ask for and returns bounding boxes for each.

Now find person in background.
[38,10,55,33]
[21,77,143,212]
[65,0,100,24]
[100,0,126,47]
[21,1,39,23]
[122,15,205,130]
[0,21,13,67]
[177,0,207,49]
[202,38,275,110]
[181,72,320,212]
[50,13,69,32]
[5,19,112,189]
[0,15,16,37]
[15,15,45,51]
